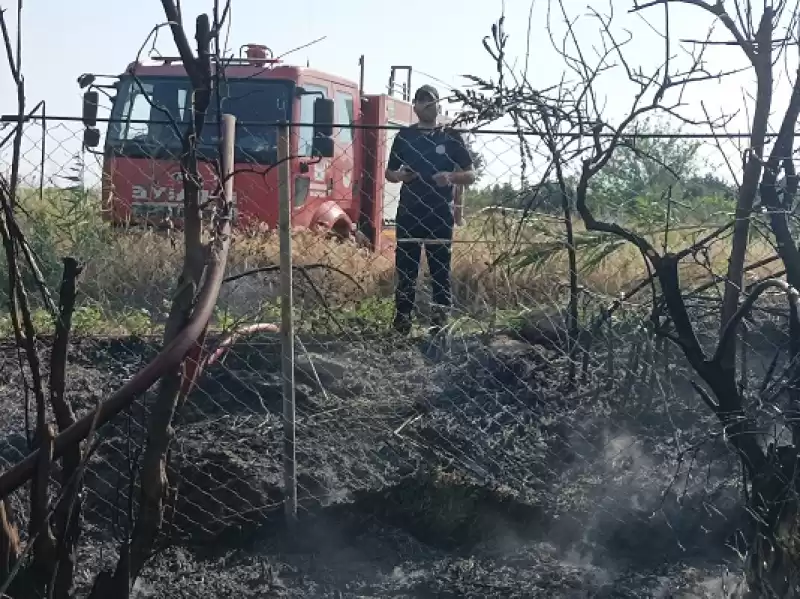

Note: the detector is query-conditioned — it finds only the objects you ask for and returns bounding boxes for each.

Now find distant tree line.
[463,122,738,227]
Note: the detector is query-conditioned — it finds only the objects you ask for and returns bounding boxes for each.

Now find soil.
[0,330,755,598]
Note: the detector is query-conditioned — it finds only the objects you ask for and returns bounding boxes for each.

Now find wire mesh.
[0,114,791,595]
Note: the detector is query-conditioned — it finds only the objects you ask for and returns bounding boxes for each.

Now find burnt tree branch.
[128,5,215,582]
[48,257,83,599]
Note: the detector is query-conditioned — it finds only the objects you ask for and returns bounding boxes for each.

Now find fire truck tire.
[311,202,353,239]
[354,229,371,248]
[331,219,352,239]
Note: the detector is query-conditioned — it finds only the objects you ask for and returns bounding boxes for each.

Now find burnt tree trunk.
[127,8,212,579]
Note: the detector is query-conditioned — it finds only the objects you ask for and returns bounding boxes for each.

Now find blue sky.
[1,0,797,186]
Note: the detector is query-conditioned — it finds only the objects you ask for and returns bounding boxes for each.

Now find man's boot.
[430,305,449,334]
[393,312,412,336]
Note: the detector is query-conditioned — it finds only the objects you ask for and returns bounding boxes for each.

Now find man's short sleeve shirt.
[387,125,473,217]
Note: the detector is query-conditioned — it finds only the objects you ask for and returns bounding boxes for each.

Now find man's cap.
[414,84,440,102]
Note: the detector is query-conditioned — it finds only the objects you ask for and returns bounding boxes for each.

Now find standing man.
[385,85,476,335]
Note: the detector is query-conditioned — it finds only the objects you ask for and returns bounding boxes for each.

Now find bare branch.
[715,279,800,364]
[159,0,200,81]
[631,0,757,63]
[0,9,18,83]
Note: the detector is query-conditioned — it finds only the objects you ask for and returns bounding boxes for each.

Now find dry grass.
[0,187,784,335]
[100,213,781,315]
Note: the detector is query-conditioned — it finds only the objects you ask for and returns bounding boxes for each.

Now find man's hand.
[398,166,418,183]
[432,172,453,187]
[387,165,417,184]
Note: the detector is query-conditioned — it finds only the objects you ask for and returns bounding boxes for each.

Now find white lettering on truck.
[131,185,237,204]
[129,185,238,220]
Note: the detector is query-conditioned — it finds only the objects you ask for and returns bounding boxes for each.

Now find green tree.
[463,123,737,222]
[465,134,486,184]
[588,119,705,225]
[585,122,737,227]
[463,181,517,212]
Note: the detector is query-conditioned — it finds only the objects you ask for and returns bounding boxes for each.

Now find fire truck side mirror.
[83,128,101,149]
[312,97,335,158]
[312,136,334,158]
[82,90,99,127]
[77,73,96,89]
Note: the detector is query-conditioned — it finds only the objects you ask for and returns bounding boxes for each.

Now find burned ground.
[0,328,758,598]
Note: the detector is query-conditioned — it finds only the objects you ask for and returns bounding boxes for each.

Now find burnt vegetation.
[0,0,236,596]
[453,0,800,596]
[3,0,800,598]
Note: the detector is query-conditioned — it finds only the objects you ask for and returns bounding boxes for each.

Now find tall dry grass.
[0,186,783,335]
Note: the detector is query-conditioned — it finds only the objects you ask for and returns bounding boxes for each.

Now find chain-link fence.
[0,114,791,596]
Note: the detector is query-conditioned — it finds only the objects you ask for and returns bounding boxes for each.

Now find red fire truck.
[79,44,462,252]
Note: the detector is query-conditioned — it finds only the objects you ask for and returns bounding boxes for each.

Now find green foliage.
[0,304,157,337]
[502,219,628,277]
[465,180,569,214]
[214,307,239,333]
[0,152,171,335]
[465,135,486,184]
[2,153,114,305]
[299,296,396,334]
[464,181,518,211]
[463,121,737,226]
[587,120,735,226]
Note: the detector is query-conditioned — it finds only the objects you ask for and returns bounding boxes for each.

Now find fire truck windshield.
[107,75,291,164]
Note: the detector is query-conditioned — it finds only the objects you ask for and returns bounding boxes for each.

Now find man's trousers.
[394,210,453,317]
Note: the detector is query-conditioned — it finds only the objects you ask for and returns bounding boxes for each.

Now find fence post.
[221,114,236,200]
[277,123,297,525]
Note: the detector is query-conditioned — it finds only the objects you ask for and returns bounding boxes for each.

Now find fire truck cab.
[79,45,456,252]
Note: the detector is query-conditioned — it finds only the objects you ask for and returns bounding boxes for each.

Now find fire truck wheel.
[331,219,351,240]
[354,230,370,248]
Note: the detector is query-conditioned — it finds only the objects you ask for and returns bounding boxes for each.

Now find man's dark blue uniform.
[386,86,474,333]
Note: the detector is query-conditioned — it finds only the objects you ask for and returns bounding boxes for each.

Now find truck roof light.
[242,44,280,67]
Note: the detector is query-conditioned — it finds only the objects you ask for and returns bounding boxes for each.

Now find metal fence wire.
[0,115,791,595]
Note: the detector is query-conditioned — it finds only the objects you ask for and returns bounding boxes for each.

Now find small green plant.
[349,297,395,324]
[118,308,157,336]
[0,308,53,336]
[71,305,107,334]
[214,307,238,333]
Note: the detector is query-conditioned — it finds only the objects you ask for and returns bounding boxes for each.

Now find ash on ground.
[0,330,751,598]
